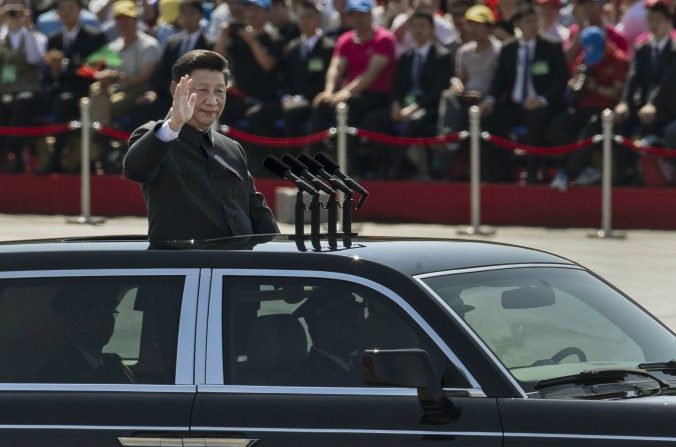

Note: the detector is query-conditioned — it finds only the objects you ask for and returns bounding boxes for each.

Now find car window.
[222,277,467,388]
[0,276,184,385]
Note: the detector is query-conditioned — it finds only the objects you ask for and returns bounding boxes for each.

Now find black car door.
[190,270,503,447]
[0,269,200,447]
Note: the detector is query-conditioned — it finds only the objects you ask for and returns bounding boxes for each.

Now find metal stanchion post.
[458,105,494,236]
[67,98,105,225]
[589,109,624,239]
[335,102,349,232]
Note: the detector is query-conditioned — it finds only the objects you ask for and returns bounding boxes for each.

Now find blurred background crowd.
[0,0,674,188]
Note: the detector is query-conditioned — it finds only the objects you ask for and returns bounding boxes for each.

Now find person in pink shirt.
[311,0,398,175]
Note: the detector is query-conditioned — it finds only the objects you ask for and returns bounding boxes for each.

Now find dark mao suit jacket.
[623,37,676,115]
[281,35,335,101]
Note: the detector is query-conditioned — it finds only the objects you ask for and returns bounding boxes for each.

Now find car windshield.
[421,267,676,393]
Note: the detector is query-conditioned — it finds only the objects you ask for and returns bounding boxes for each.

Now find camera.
[570,64,595,96]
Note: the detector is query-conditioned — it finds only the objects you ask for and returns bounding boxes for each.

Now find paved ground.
[1,214,675,329]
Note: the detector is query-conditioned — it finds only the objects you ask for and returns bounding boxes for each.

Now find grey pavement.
[1,214,675,330]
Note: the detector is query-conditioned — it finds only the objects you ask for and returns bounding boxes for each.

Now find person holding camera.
[547,26,628,192]
[0,0,46,172]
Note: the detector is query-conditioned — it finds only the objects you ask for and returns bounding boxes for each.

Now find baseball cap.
[246,0,272,9]
[464,5,495,24]
[534,0,561,7]
[580,26,605,65]
[113,0,139,17]
[158,0,179,22]
[346,0,373,13]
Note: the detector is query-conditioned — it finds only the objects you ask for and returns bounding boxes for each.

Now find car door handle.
[119,438,258,447]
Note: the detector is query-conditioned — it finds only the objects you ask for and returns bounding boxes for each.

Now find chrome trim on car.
[207,269,481,389]
[0,425,188,431]
[414,264,584,399]
[192,427,502,437]
[505,433,676,442]
[176,272,200,385]
[195,269,213,386]
[197,385,485,397]
[0,384,196,392]
[414,263,582,280]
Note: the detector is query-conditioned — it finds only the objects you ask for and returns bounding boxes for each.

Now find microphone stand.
[310,194,322,251]
[295,191,305,240]
[341,191,354,237]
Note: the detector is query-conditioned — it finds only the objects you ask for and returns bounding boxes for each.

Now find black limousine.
[0,233,676,447]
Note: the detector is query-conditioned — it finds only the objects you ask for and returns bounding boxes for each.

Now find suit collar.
[179,123,214,148]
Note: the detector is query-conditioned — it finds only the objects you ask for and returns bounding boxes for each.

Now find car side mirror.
[362,348,456,422]
[501,284,556,309]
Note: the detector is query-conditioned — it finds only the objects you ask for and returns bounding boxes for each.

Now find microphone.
[263,156,319,196]
[298,153,352,195]
[281,154,336,197]
[314,153,368,197]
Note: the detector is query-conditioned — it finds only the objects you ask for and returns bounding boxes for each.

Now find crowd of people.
[0,0,674,187]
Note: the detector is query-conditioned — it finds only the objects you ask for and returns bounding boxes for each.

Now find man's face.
[410,16,434,47]
[246,3,269,27]
[114,14,136,37]
[181,69,227,130]
[348,10,372,32]
[516,12,539,39]
[298,7,321,36]
[464,19,489,41]
[647,9,670,37]
[56,0,81,29]
[178,5,202,34]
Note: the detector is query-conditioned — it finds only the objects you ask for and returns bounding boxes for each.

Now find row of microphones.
[263,153,369,248]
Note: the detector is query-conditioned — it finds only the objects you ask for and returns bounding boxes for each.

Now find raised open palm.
[169,75,197,130]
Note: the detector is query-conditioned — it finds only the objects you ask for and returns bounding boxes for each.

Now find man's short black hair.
[180,0,203,14]
[513,3,536,22]
[411,10,434,26]
[647,2,672,19]
[172,50,230,83]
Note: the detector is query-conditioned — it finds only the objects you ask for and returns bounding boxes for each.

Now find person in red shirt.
[564,0,627,66]
[311,0,397,175]
[549,26,629,191]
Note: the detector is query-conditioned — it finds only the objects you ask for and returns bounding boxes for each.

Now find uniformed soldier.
[33,287,134,384]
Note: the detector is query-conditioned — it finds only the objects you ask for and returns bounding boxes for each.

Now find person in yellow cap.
[88,0,161,129]
[154,0,180,46]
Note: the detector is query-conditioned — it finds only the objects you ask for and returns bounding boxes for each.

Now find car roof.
[0,234,575,276]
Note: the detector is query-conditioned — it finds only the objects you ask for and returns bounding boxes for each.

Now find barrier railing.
[3,103,676,234]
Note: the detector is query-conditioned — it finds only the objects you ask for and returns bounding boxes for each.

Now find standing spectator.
[89,0,161,128]
[214,0,285,175]
[548,26,629,191]
[564,0,627,65]
[35,0,100,37]
[535,0,570,42]
[617,0,647,53]
[136,0,211,127]
[442,5,500,136]
[0,0,46,172]
[362,10,453,178]
[279,1,334,139]
[390,0,456,53]
[615,0,675,146]
[479,3,568,182]
[40,0,107,174]
[270,0,300,45]
[311,0,397,175]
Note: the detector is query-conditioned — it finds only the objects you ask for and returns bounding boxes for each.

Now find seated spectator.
[615,0,675,147]
[441,5,499,137]
[206,0,246,44]
[390,0,457,53]
[564,0,627,66]
[479,3,568,182]
[279,1,334,140]
[311,0,397,176]
[36,0,100,37]
[322,0,353,38]
[213,0,285,175]
[270,0,300,45]
[154,0,182,46]
[548,26,629,192]
[535,0,569,43]
[89,0,160,129]
[0,0,46,173]
[444,0,477,50]
[362,10,452,179]
[135,0,211,127]
[492,0,523,41]
[39,0,107,173]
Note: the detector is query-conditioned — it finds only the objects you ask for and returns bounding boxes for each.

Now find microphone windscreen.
[281,154,308,176]
[314,153,340,174]
[298,154,324,175]
[263,155,291,179]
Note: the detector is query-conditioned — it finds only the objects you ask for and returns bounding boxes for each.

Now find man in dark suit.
[40,0,107,173]
[34,287,134,384]
[480,3,568,182]
[361,10,453,178]
[615,0,675,143]
[123,50,279,243]
[279,1,334,140]
[134,0,212,127]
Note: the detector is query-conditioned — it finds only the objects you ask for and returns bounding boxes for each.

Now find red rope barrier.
[483,133,598,155]
[0,123,75,137]
[614,136,676,158]
[355,129,466,146]
[221,127,332,147]
[95,124,132,141]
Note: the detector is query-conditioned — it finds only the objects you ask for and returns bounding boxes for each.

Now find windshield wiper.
[535,368,669,391]
[638,360,676,374]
